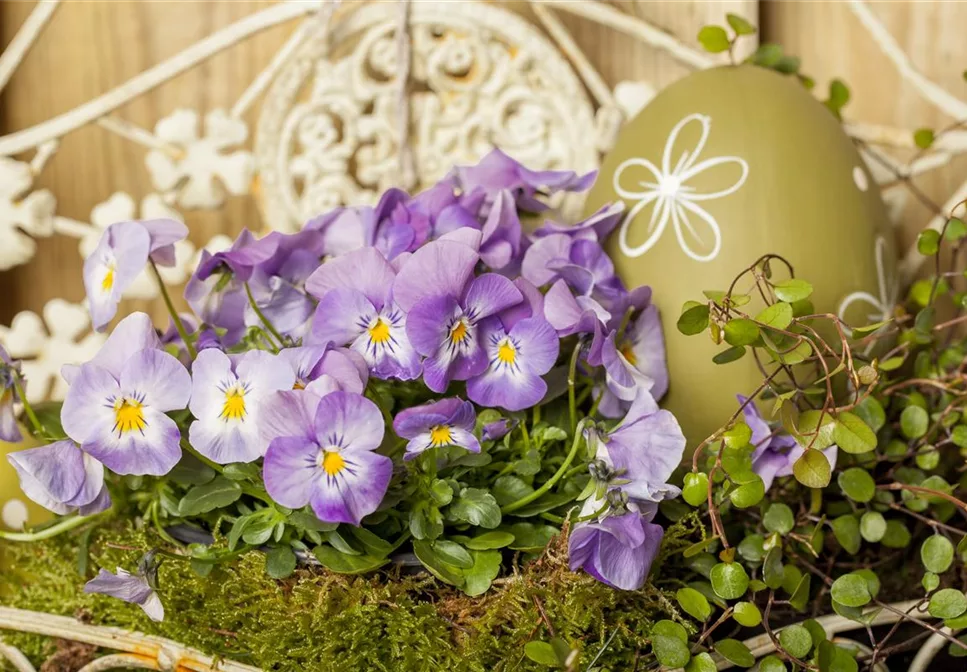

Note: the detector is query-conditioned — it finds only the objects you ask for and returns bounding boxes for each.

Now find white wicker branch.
[0,607,260,672]
[0,0,60,96]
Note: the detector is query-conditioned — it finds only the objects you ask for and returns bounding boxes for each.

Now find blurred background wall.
[0,0,964,326]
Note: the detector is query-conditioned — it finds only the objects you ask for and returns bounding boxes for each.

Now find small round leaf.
[778,624,813,658]
[859,511,886,542]
[921,535,955,574]
[900,406,929,440]
[763,503,795,535]
[837,468,876,503]
[676,587,712,621]
[710,562,750,600]
[714,639,755,668]
[929,589,967,619]
[830,574,871,608]
[733,601,761,627]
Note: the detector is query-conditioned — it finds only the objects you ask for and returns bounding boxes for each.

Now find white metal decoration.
[0,1,964,669]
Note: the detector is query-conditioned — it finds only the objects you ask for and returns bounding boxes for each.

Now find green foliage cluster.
[0,513,702,672]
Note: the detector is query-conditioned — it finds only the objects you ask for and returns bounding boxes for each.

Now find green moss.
[0,515,702,671]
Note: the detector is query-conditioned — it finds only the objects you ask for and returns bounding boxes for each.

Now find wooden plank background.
[0,0,964,327]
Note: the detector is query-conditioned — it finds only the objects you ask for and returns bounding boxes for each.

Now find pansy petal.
[393,240,479,312]
[406,295,460,356]
[263,435,320,509]
[84,408,183,476]
[236,350,297,403]
[120,349,191,412]
[309,450,392,526]
[61,364,121,445]
[510,318,559,375]
[305,247,395,309]
[81,312,162,379]
[312,391,384,453]
[258,390,320,446]
[448,427,481,454]
[463,273,522,320]
[188,349,235,420]
[467,366,546,412]
[310,289,374,347]
[521,234,570,287]
[8,440,87,513]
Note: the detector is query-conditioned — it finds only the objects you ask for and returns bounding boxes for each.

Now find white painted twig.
[0,1,321,157]
[53,216,95,239]
[529,2,614,108]
[230,0,340,119]
[552,0,713,71]
[0,607,262,672]
[0,641,37,672]
[909,627,962,672]
[96,116,178,156]
[29,140,58,176]
[900,177,967,282]
[78,653,159,672]
[848,0,967,120]
[0,0,60,95]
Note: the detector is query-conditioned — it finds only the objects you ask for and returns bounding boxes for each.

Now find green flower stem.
[0,510,106,542]
[150,500,182,547]
[532,404,541,426]
[244,281,285,347]
[567,340,582,435]
[180,438,223,474]
[12,373,43,437]
[149,260,196,359]
[501,419,586,515]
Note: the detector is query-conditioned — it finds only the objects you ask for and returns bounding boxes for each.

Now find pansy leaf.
[413,540,466,587]
[178,477,242,516]
[448,488,501,528]
[265,545,297,579]
[462,549,502,596]
[312,545,387,575]
[464,531,516,550]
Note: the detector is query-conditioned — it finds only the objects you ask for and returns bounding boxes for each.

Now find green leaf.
[413,540,465,587]
[430,479,454,505]
[923,572,941,592]
[243,517,279,546]
[758,655,787,672]
[779,624,813,658]
[492,476,533,506]
[751,43,783,67]
[726,13,756,35]
[738,534,765,563]
[831,574,872,607]
[773,278,813,302]
[506,523,559,551]
[462,549,502,596]
[710,562,749,600]
[683,472,709,507]
[793,449,831,488]
[724,318,760,346]
[723,422,752,449]
[949,635,967,658]
[349,527,395,558]
[882,519,912,548]
[929,589,967,619]
[312,545,387,575]
[431,540,473,569]
[678,304,710,335]
[763,547,784,590]
[763,503,795,535]
[169,453,217,486]
[921,535,955,574]
[713,345,746,364]
[448,488,501,528]
[795,410,837,450]
[676,586,711,621]
[733,601,761,627]
[697,25,730,53]
[945,217,967,241]
[265,545,297,579]
[464,531,515,550]
[825,79,850,115]
[837,468,876,502]
[222,462,261,482]
[685,652,717,672]
[831,515,861,555]
[853,397,885,434]
[178,476,242,516]
[523,641,560,667]
[859,511,886,542]
[832,413,877,454]
[651,620,690,668]
[900,406,929,439]
[715,639,755,668]
[729,478,765,509]
[774,55,801,74]
[914,128,935,149]
[818,641,859,672]
[755,302,793,330]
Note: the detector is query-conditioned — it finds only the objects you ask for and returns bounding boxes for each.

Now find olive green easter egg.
[584,65,896,445]
[1,428,51,531]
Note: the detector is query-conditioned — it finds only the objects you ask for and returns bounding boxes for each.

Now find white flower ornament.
[0,156,56,271]
[612,113,749,262]
[837,235,898,326]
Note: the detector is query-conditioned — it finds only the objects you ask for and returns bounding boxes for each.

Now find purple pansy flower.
[263,390,390,526]
[590,390,685,503]
[532,202,624,242]
[188,349,295,464]
[466,317,559,412]
[62,312,162,386]
[278,346,368,395]
[568,499,663,591]
[61,314,191,476]
[395,239,523,392]
[543,279,610,340]
[392,398,480,461]
[482,417,517,442]
[522,233,615,296]
[740,396,839,491]
[85,552,164,622]
[306,247,421,380]
[85,220,188,331]
[8,440,110,515]
[0,345,22,443]
[598,305,669,418]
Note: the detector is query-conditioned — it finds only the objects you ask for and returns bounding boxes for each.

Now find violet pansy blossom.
[85,552,164,622]
[467,317,559,412]
[278,346,368,395]
[395,239,523,392]
[85,219,188,331]
[393,398,480,461]
[0,345,22,443]
[739,396,839,491]
[8,440,111,515]
[589,390,685,503]
[61,313,191,476]
[188,349,295,464]
[307,247,421,380]
[598,305,669,418]
[522,234,615,297]
[263,390,390,526]
[568,498,663,591]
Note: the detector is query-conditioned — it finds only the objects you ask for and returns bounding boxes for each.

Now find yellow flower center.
[293,379,306,390]
[368,318,391,345]
[497,340,517,365]
[113,398,146,435]
[220,386,246,421]
[429,424,453,447]
[320,450,345,476]
[101,263,116,293]
[450,320,469,344]
[620,341,637,366]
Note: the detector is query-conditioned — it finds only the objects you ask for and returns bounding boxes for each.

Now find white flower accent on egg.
[612,113,748,262]
[838,235,898,326]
